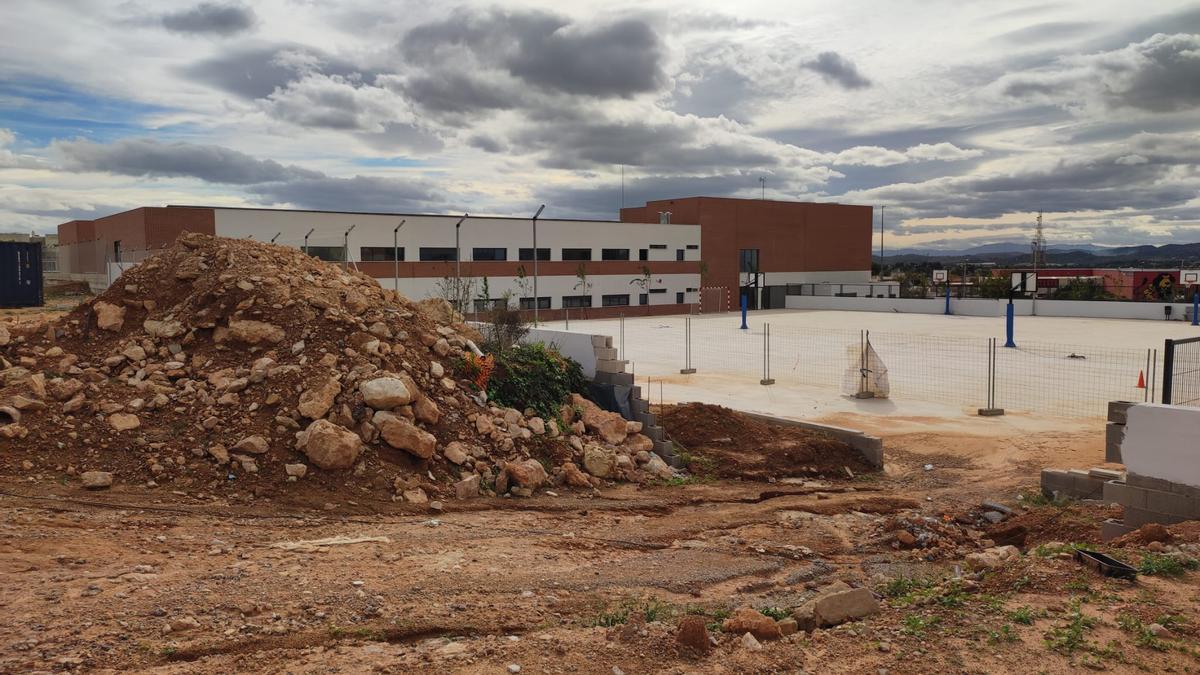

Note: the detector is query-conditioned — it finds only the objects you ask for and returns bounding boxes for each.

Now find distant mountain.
[877,241,1200,267]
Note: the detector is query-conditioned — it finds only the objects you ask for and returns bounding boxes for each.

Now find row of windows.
[319,246,697,263]
[471,293,690,310]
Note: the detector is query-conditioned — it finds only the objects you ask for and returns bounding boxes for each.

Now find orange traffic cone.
[1137,370,1146,389]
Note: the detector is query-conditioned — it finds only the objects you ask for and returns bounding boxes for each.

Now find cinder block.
[644,426,664,442]
[1089,467,1123,481]
[1069,469,1105,499]
[1107,401,1135,425]
[1142,487,1200,518]
[594,347,618,360]
[590,334,612,348]
[1101,519,1135,542]
[593,371,633,386]
[1124,506,1190,528]
[1041,469,1073,497]
[1102,480,1128,505]
[1127,473,1173,493]
[1105,422,1125,464]
[595,358,629,374]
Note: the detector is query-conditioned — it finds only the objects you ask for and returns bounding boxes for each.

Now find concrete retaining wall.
[1123,404,1200,489]
[737,411,884,468]
[519,326,601,378]
[785,295,1194,322]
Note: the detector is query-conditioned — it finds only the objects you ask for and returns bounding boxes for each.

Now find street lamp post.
[343,224,356,271]
[270,232,281,243]
[454,214,468,313]
[879,205,885,279]
[393,220,405,293]
[531,204,545,326]
[303,228,315,256]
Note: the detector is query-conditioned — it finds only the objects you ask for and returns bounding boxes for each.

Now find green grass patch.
[902,614,940,637]
[1138,553,1199,577]
[1007,606,1038,625]
[987,624,1019,645]
[1044,601,1097,655]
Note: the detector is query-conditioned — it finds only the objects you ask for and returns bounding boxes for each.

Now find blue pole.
[944,284,951,315]
[1193,291,1199,327]
[740,294,748,330]
[1005,302,1016,348]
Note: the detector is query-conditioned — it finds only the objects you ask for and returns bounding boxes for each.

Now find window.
[473,298,507,312]
[472,247,507,261]
[739,248,760,273]
[518,248,550,261]
[649,288,667,294]
[602,294,630,306]
[649,244,667,249]
[676,292,684,304]
[639,293,648,305]
[419,247,457,262]
[686,244,699,250]
[601,248,630,261]
[562,248,592,261]
[639,249,648,261]
[306,246,345,262]
[360,247,403,262]
[519,296,551,310]
[676,249,685,261]
[562,295,592,308]
[686,287,698,292]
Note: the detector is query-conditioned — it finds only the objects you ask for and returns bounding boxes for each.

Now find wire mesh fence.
[1163,337,1200,407]
[612,315,1158,418]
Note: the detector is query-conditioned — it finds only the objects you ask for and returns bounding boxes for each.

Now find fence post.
[1161,339,1174,404]
[680,316,696,374]
[978,337,1004,416]
[619,314,624,361]
[760,323,775,385]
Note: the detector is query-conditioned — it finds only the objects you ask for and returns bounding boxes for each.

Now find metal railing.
[785,282,1200,304]
[1162,337,1200,406]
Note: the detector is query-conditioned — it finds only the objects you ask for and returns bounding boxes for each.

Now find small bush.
[486,342,586,419]
[1138,553,1199,577]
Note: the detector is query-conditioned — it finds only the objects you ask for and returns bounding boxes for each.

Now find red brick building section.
[58,207,214,274]
[620,197,873,301]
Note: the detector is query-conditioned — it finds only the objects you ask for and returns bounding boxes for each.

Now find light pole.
[759,177,765,199]
[270,232,281,243]
[531,204,545,326]
[303,228,314,256]
[879,205,885,279]
[454,214,468,313]
[343,224,356,271]
[393,220,405,293]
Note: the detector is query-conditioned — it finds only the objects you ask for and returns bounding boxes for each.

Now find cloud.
[248,175,442,213]
[0,128,45,169]
[802,52,872,89]
[53,138,322,184]
[177,43,364,99]
[260,74,400,131]
[161,2,256,36]
[1001,33,1200,113]
[832,143,983,167]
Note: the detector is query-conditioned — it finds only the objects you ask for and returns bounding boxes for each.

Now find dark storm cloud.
[358,122,445,154]
[802,52,872,89]
[161,2,256,36]
[177,43,364,99]
[399,8,666,102]
[53,138,322,184]
[1107,34,1200,113]
[467,134,506,153]
[397,73,523,115]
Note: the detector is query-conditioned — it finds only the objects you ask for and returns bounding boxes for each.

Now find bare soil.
[2,401,1199,673]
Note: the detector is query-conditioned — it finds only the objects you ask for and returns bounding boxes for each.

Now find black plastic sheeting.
[587,382,634,420]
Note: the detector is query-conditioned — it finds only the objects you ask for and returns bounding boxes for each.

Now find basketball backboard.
[1011,272,1037,293]
[932,269,948,283]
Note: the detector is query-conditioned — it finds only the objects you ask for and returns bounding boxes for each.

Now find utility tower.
[1031,210,1046,269]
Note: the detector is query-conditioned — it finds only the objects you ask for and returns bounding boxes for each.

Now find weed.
[1138,553,1199,577]
[934,580,968,608]
[1007,606,1037,625]
[1117,613,1170,651]
[159,646,178,657]
[1044,601,1097,654]
[977,594,1007,612]
[880,576,933,599]
[902,614,940,637]
[591,607,630,628]
[1033,542,1088,558]
[1065,576,1091,593]
[642,598,675,623]
[759,607,790,622]
[1020,490,1071,507]
[988,624,1019,645]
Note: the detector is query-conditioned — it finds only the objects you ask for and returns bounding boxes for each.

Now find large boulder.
[297,377,341,419]
[93,301,125,332]
[143,319,185,339]
[623,433,654,454]
[722,607,783,641]
[360,377,415,409]
[792,585,880,631]
[965,545,1020,571]
[221,320,285,345]
[561,461,592,488]
[676,615,712,654]
[80,471,113,489]
[506,459,548,490]
[583,445,616,478]
[296,419,362,469]
[378,416,436,459]
[413,395,440,425]
[644,453,674,480]
[570,394,628,444]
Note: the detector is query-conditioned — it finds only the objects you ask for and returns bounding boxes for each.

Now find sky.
[1,0,1198,250]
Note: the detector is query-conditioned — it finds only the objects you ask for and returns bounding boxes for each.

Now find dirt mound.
[0,233,664,503]
[657,402,872,480]
[987,502,1121,547]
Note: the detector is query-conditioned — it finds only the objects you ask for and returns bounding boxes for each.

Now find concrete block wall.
[585,334,681,467]
[1105,401,1133,463]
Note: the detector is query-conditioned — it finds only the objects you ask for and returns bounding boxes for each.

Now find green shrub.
[486,342,586,419]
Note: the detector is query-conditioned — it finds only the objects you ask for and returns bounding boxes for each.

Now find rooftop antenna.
[620,165,625,209]
[759,176,766,200]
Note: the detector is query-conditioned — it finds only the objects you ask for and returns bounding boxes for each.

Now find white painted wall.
[786,295,1197,321]
[761,271,874,286]
[521,327,602,378]
[1123,404,1200,488]
[211,208,700,262]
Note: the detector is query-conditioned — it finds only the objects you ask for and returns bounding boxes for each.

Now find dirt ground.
[2,394,1199,673]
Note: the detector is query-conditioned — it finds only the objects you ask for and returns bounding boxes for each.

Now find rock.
[626,420,643,434]
[233,435,269,455]
[403,487,428,504]
[583,445,616,478]
[360,377,414,409]
[777,618,798,636]
[298,377,341,419]
[80,471,113,489]
[433,338,451,356]
[207,444,229,464]
[0,324,8,346]
[454,474,480,499]
[47,378,84,401]
[571,394,628,444]
[1147,623,1171,638]
[108,413,141,432]
[143,319,185,339]
[285,463,308,479]
[443,441,470,465]
[379,416,437,459]
[807,587,880,628]
[506,459,548,490]
[965,545,1020,571]
[0,406,20,425]
[122,344,147,361]
[895,530,917,547]
[740,632,763,651]
[430,361,444,378]
[528,417,546,435]
[296,419,363,469]
[414,395,441,425]
[675,615,711,654]
[982,511,1005,524]
[93,301,126,331]
[561,462,592,488]
[623,433,654,454]
[0,424,28,439]
[644,453,674,480]
[475,416,495,435]
[223,320,285,345]
[722,607,783,640]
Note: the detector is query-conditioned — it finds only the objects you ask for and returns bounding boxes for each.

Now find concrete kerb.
[735,411,884,469]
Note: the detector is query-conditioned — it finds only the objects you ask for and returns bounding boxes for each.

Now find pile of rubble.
[0,233,675,502]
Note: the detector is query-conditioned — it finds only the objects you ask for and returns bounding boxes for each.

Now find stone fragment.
[81,471,113,489]
[296,419,362,469]
[676,615,711,654]
[108,413,141,431]
[722,607,783,641]
[298,377,341,419]
[360,377,414,409]
[93,301,126,331]
[379,416,436,459]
